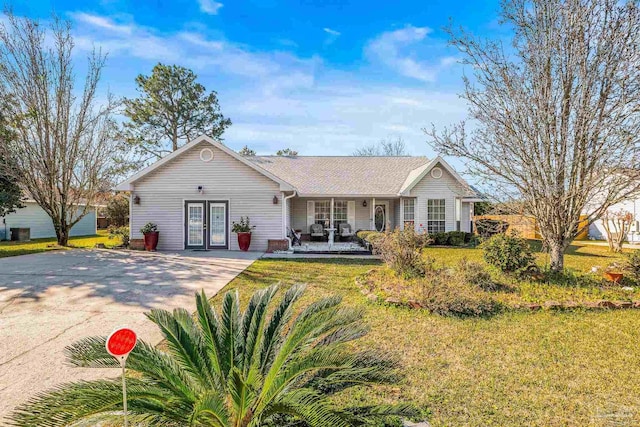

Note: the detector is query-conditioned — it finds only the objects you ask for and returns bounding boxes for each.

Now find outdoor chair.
[290,228,302,246]
[310,223,325,241]
[339,223,355,241]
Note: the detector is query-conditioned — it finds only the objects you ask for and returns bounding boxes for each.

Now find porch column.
[400,197,404,230]
[330,198,334,229]
[371,197,375,230]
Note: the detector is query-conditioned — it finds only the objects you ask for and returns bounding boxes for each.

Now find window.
[334,200,348,226]
[403,199,415,228]
[427,199,446,233]
[315,201,330,226]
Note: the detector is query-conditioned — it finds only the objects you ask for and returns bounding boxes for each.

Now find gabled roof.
[115,136,295,192]
[249,155,430,196]
[399,156,476,196]
[115,135,478,198]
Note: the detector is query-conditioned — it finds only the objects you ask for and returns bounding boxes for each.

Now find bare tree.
[426,0,640,271]
[353,136,407,156]
[0,12,121,246]
[601,209,633,253]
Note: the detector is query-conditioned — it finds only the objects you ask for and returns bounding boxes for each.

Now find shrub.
[457,258,501,291]
[373,228,432,279]
[107,226,129,247]
[624,250,640,283]
[482,233,534,273]
[431,232,449,245]
[419,270,503,317]
[447,231,467,246]
[104,194,129,227]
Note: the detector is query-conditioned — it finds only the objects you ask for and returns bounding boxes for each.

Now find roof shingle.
[249,156,430,196]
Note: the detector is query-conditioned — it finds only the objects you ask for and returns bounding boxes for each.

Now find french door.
[185,200,228,249]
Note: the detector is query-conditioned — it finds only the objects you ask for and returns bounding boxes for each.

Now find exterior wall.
[2,202,97,239]
[130,142,283,251]
[408,162,470,233]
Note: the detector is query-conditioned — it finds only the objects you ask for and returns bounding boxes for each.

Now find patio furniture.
[290,228,302,246]
[310,223,324,241]
[339,223,355,241]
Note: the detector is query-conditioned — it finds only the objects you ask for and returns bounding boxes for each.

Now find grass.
[0,230,120,258]
[216,245,640,426]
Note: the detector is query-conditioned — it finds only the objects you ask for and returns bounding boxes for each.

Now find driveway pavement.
[0,249,261,419]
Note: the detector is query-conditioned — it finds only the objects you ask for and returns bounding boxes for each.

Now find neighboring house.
[116,135,481,251]
[589,198,640,243]
[0,200,98,240]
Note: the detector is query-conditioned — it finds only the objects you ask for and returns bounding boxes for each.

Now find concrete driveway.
[0,249,261,418]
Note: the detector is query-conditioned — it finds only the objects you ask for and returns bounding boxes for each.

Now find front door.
[185,200,229,249]
[209,202,227,248]
[185,201,206,249]
[375,203,387,232]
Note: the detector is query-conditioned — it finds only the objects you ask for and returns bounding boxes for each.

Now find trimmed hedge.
[429,231,475,247]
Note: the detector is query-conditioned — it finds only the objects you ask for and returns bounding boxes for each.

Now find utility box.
[10,228,30,242]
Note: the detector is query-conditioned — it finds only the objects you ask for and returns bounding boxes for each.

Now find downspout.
[282,190,297,250]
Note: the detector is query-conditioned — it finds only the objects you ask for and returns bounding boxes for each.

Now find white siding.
[409,163,469,233]
[2,202,97,239]
[461,202,472,232]
[130,142,283,251]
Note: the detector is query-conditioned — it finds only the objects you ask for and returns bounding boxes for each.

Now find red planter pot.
[143,231,159,251]
[237,232,252,251]
[604,271,623,284]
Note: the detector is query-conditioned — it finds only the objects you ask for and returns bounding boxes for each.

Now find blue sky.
[13,0,504,158]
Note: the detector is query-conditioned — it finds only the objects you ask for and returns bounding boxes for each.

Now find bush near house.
[372,227,432,279]
[482,233,534,273]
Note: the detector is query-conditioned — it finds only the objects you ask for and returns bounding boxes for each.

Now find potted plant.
[232,216,255,251]
[140,222,159,251]
[604,262,624,284]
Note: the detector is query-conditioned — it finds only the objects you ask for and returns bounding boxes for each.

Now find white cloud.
[365,25,455,82]
[198,0,223,15]
[69,12,132,35]
[67,12,466,158]
[323,27,341,36]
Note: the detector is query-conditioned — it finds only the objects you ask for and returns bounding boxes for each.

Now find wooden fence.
[473,215,589,240]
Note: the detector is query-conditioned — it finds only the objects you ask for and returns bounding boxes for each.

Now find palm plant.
[10,284,415,426]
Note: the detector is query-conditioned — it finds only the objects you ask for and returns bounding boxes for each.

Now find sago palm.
[10,284,414,426]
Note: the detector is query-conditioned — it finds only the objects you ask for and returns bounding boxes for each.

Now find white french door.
[187,202,205,249]
[209,203,227,247]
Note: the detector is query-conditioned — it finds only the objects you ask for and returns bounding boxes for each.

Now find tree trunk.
[548,241,565,272]
[55,221,69,246]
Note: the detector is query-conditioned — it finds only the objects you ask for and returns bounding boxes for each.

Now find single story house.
[1,200,98,240]
[116,135,481,251]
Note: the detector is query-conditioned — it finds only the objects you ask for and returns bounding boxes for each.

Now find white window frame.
[314,200,331,226]
[403,198,415,228]
[333,200,348,225]
[427,199,446,233]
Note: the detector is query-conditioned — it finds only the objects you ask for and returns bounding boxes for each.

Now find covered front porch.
[288,196,400,242]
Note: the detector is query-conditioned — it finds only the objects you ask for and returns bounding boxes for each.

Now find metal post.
[122,363,128,427]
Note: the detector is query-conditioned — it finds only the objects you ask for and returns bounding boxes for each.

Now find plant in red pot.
[140,222,159,251]
[232,216,255,251]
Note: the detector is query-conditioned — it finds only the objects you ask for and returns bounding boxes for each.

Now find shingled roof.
[249,156,430,196]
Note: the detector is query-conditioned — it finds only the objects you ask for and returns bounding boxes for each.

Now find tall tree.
[353,136,407,156]
[276,148,298,156]
[426,0,640,271]
[0,12,121,246]
[0,96,23,217]
[104,193,129,227]
[238,145,256,156]
[123,63,232,165]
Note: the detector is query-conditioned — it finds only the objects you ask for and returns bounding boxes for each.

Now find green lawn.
[0,230,120,258]
[217,245,640,426]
